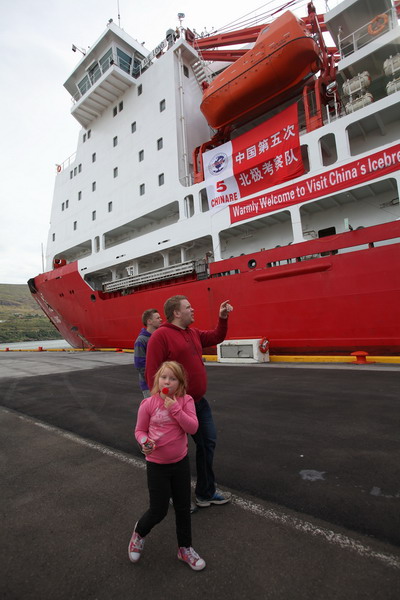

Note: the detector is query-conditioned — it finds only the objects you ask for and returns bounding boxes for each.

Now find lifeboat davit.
[200,11,322,130]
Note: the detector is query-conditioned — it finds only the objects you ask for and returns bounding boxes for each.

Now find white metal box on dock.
[217,339,270,363]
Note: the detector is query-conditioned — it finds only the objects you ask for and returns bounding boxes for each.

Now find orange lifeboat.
[200,11,321,130]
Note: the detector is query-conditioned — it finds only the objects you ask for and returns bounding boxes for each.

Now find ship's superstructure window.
[70,171,73,179]
[113,136,118,147]
[346,104,400,157]
[78,191,82,201]
[94,236,100,253]
[160,99,166,112]
[108,201,113,212]
[117,48,131,73]
[83,133,87,143]
[88,61,101,85]
[103,201,179,249]
[114,167,118,178]
[184,195,194,218]
[183,65,189,78]
[99,48,112,72]
[139,150,144,162]
[92,181,96,191]
[73,221,77,230]
[138,84,143,96]
[158,173,164,186]
[140,183,145,195]
[74,167,77,176]
[52,233,55,241]
[320,133,337,166]
[87,130,91,139]
[157,138,163,150]
[78,75,90,96]
[92,153,96,162]
[92,211,96,221]
[78,164,82,173]
[131,121,137,133]
[113,106,118,117]
[62,202,65,211]
[66,200,69,209]
[119,101,123,112]
[200,189,209,212]
[301,145,310,173]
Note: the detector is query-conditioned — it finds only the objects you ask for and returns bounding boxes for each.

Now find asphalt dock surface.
[1,351,399,599]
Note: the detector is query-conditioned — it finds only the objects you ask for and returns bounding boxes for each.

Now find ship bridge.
[64,22,149,128]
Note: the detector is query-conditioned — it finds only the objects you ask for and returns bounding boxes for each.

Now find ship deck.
[1,352,399,598]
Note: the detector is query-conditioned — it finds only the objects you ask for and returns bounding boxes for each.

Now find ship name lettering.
[212,192,238,207]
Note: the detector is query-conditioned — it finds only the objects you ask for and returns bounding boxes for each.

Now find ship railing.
[338,7,398,59]
[102,261,196,292]
[71,51,145,103]
[56,152,77,173]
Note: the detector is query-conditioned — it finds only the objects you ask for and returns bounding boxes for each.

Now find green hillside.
[0,283,62,343]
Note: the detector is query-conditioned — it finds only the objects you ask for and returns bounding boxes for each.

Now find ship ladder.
[192,59,212,90]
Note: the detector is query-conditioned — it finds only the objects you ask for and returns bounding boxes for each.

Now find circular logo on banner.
[208,152,228,175]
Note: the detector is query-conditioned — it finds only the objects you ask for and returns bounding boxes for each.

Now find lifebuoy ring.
[259,337,269,353]
[56,165,62,172]
[368,13,388,36]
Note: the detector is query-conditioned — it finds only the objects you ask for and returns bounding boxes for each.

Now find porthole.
[90,294,96,302]
[248,259,257,269]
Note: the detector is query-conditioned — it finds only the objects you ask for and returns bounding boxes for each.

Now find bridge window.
[117,48,132,73]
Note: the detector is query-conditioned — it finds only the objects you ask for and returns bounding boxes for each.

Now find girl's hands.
[164,394,177,409]
[161,387,177,409]
[141,439,156,455]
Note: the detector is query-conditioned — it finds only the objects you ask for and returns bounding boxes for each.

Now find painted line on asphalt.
[231,495,400,570]
[5,408,400,571]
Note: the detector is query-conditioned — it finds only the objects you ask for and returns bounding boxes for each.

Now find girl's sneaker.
[128,525,145,563]
[177,546,206,571]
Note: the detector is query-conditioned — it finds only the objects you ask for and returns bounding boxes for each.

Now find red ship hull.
[29,222,400,355]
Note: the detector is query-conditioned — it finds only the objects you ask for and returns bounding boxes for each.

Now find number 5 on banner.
[216,180,227,192]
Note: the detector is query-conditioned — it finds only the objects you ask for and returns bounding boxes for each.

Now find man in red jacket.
[145,295,233,507]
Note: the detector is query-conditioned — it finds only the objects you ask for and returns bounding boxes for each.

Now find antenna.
[72,44,86,55]
[117,0,121,27]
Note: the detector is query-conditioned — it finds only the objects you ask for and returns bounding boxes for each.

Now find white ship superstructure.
[51,21,214,290]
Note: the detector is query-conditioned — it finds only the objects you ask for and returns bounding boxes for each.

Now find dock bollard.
[351,351,369,364]
[38,346,44,352]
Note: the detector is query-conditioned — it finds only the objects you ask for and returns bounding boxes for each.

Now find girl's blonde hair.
[151,361,187,397]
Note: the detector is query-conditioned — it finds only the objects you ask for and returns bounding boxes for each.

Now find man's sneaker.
[177,546,206,571]
[128,525,145,563]
[195,491,232,507]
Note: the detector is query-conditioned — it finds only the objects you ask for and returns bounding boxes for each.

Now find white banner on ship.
[202,104,303,212]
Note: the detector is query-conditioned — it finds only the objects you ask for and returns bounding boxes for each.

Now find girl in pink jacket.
[128,361,206,571]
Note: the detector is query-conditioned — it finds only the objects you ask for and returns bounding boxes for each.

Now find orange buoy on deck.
[200,11,321,130]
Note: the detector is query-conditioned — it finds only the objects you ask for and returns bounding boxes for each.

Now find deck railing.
[338,7,398,59]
